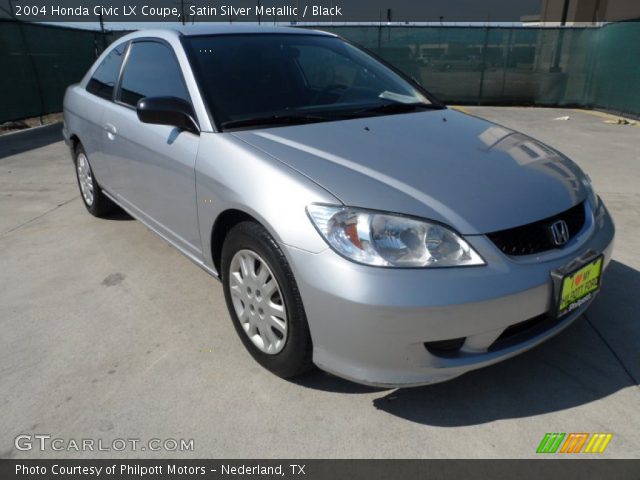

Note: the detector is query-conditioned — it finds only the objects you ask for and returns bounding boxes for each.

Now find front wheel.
[221,221,314,378]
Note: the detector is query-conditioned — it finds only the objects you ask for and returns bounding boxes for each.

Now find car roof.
[120,24,335,41]
[172,24,334,37]
[112,25,336,48]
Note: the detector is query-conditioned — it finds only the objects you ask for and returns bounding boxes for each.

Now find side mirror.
[136,96,199,134]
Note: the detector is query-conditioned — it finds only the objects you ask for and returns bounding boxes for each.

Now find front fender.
[195,132,339,272]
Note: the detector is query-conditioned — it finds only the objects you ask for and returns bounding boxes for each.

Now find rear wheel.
[74,143,117,217]
[221,221,314,378]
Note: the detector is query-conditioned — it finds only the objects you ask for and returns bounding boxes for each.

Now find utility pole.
[551,0,571,72]
[257,0,261,25]
[174,0,190,25]
[98,13,106,52]
[560,0,570,25]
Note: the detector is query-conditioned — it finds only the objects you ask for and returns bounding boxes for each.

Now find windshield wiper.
[347,102,443,118]
[221,113,332,130]
[221,103,443,129]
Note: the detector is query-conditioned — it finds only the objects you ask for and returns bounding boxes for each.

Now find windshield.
[184,33,441,130]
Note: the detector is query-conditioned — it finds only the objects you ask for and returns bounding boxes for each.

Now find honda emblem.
[550,220,570,246]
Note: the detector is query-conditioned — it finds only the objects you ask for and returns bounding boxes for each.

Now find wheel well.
[211,209,257,277]
[70,134,80,153]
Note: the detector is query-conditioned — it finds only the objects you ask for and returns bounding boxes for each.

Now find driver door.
[102,40,202,257]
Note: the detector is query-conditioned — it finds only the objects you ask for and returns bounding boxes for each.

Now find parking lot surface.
[1,107,639,458]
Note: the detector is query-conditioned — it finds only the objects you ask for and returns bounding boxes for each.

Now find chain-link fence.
[320,22,640,116]
[586,22,640,116]
[1,20,639,123]
[0,21,125,123]
[320,26,594,106]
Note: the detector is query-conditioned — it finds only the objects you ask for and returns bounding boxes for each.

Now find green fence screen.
[586,22,640,116]
[1,21,639,123]
[320,22,640,116]
[0,21,123,123]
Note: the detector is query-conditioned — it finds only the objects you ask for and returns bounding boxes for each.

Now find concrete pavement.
[1,107,639,458]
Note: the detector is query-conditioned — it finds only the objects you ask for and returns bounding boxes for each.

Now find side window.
[119,41,189,107]
[86,42,127,100]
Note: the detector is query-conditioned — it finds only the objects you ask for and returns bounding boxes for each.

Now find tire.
[221,221,314,378]
[74,143,117,217]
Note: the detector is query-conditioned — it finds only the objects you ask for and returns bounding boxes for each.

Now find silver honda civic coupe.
[63,25,615,387]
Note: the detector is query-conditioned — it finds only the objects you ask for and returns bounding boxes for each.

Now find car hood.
[231,109,587,234]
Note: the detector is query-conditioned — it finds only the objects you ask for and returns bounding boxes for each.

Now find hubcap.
[77,153,94,206]
[229,249,288,354]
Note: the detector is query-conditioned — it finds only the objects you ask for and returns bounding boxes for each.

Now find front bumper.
[283,201,615,387]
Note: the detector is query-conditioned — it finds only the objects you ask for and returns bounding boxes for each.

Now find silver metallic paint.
[233,111,588,234]
[63,26,615,387]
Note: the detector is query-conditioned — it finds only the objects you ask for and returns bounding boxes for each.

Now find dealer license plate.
[557,255,603,317]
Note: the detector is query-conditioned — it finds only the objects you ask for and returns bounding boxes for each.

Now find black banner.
[0,0,574,23]
[1,460,640,480]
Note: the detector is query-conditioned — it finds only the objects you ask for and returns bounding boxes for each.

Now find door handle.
[104,123,117,139]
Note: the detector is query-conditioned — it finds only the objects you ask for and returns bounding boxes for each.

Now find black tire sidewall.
[221,221,313,378]
[74,143,114,217]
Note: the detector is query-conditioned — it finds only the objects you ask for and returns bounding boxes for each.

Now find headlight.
[307,205,485,268]
[580,174,599,209]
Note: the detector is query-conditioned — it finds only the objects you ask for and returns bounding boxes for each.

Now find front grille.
[488,313,563,351]
[487,202,586,256]
[424,312,566,357]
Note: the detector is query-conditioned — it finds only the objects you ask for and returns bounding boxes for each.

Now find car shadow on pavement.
[104,209,133,221]
[371,260,639,426]
[293,370,385,394]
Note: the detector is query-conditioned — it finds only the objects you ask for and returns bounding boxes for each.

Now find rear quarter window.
[86,42,128,100]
